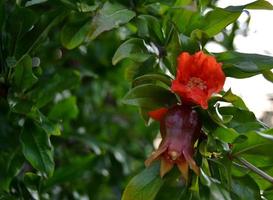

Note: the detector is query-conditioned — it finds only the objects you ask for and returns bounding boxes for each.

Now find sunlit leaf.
[61,18,91,49]
[203,0,273,37]
[89,2,135,40]
[263,70,273,83]
[215,51,273,78]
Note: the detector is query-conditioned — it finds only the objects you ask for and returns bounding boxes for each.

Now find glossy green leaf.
[89,2,135,40]
[122,162,164,200]
[215,51,273,78]
[227,0,273,11]
[61,19,91,49]
[23,172,42,189]
[122,84,177,110]
[8,93,34,114]
[132,73,172,88]
[263,188,273,200]
[15,9,67,60]
[112,38,151,65]
[200,170,232,200]
[231,175,261,200]
[136,15,164,43]
[49,96,79,120]
[14,55,38,91]
[263,70,273,83]
[202,8,241,37]
[29,109,61,136]
[20,123,54,177]
[0,151,24,191]
[232,131,273,157]
[76,1,99,12]
[171,7,203,36]
[203,0,273,37]
[212,127,238,143]
[222,89,248,110]
[219,107,265,133]
[25,0,47,7]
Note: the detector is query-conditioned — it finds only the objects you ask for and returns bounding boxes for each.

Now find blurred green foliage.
[0,0,273,199]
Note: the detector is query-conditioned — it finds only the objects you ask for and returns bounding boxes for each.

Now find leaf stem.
[236,157,273,184]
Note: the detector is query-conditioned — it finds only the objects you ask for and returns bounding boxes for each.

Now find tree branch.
[236,157,273,184]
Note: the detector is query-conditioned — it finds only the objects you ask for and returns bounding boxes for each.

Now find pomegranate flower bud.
[146,105,202,182]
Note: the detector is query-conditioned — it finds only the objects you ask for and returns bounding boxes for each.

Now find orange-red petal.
[160,159,174,177]
[148,107,168,121]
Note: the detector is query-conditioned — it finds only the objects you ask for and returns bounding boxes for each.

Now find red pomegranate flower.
[171,51,225,109]
[146,105,202,182]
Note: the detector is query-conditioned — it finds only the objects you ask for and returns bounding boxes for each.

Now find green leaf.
[219,107,265,133]
[89,2,135,40]
[171,7,203,36]
[215,51,273,78]
[122,162,164,200]
[136,15,164,43]
[227,0,273,11]
[43,155,96,189]
[122,84,177,110]
[20,122,54,177]
[25,0,47,7]
[203,1,273,37]
[213,127,238,143]
[14,55,38,91]
[132,73,172,88]
[48,96,79,120]
[28,70,80,108]
[61,19,92,49]
[0,150,24,191]
[263,70,273,83]
[231,175,261,200]
[29,109,61,136]
[15,9,67,60]
[222,89,248,110]
[263,188,273,200]
[200,169,232,200]
[232,131,273,157]
[202,8,241,37]
[112,38,151,65]
[23,172,42,189]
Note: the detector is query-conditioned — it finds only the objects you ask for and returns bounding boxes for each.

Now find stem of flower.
[236,157,273,184]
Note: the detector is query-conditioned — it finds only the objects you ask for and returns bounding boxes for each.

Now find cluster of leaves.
[0,0,273,199]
